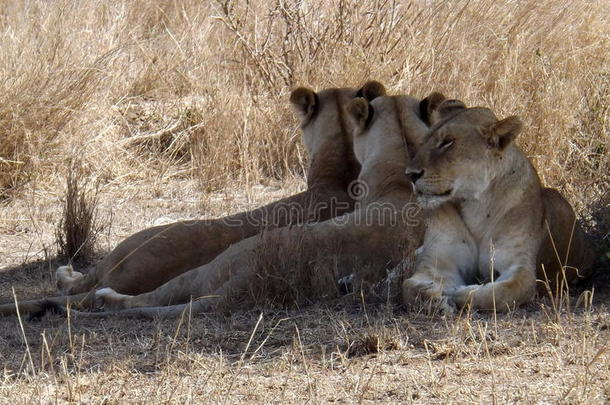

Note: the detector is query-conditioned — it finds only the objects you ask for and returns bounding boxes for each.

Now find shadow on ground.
[582,189,610,297]
[0,255,103,303]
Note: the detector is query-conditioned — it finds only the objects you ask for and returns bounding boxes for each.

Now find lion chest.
[459,206,509,280]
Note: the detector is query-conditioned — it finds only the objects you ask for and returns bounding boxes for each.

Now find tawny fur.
[0,82,386,317]
[402,97,594,313]
[76,94,430,318]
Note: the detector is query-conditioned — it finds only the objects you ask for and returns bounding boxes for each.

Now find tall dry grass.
[0,0,607,232]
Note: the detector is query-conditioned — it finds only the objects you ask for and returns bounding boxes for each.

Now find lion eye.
[437,138,454,150]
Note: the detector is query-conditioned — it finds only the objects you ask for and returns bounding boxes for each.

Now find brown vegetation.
[56,159,102,264]
[0,0,607,208]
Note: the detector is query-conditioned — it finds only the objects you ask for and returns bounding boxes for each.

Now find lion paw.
[438,295,458,315]
[95,288,131,311]
[451,285,479,308]
[56,265,84,295]
[338,273,354,294]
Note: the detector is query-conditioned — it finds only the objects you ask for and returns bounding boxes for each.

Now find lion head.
[345,94,430,169]
[289,82,386,187]
[405,96,523,209]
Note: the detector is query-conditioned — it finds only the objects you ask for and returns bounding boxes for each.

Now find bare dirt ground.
[1,180,609,404]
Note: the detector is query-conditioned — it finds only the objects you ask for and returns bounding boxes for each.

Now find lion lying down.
[3,90,593,319]
[0,82,386,318]
[70,94,431,318]
[402,96,595,313]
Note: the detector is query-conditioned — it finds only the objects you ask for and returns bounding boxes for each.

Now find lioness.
[76,94,430,318]
[1,82,386,317]
[402,96,594,313]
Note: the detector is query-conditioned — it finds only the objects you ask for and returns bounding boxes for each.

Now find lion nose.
[405,167,424,183]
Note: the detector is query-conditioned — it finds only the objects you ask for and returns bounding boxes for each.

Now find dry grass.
[1,182,609,403]
[0,0,609,402]
[0,0,607,207]
[249,229,344,309]
[55,159,102,265]
[1,268,609,403]
[247,209,417,310]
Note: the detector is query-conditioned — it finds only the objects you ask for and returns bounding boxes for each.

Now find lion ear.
[346,98,373,133]
[485,116,522,150]
[419,92,446,125]
[435,99,466,121]
[290,87,318,124]
[357,81,386,101]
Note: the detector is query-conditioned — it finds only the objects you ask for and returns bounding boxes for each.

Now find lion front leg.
[403,206,477,315]
[451,265,536,312]
[402,274,457,314]
[402,266,467,315]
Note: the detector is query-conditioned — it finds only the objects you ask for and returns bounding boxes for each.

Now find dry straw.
[0,0,605,215]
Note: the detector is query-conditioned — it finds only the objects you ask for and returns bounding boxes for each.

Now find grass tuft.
[56,159,102,265]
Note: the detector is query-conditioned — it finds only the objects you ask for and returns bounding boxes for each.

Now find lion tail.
[65,299,213,320]
[0,292,96,319]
